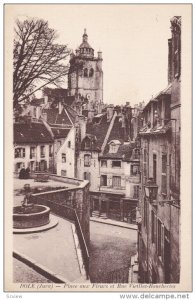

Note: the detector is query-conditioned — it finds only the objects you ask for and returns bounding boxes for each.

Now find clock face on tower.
[86,93,91,100]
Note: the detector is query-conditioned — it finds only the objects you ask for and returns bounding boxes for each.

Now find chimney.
[168,38,172,84]
[106,105,114,122]
[44,95,48,105]
[97,51,102,60]
[58,101,63,114]
[78,115,87,141]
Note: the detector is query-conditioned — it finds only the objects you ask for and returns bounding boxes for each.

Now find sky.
[7,4,187,106]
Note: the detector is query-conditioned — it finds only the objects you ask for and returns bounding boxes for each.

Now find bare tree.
[13,18,71,108]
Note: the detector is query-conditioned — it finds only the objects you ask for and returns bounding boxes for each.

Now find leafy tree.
[13,18,70,108]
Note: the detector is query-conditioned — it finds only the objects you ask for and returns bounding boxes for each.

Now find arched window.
[89,68,94,77]
[84,68,88,77]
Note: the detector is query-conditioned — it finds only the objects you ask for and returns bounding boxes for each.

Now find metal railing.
[74,212,89,278]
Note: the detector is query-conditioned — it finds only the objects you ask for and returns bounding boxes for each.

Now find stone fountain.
[13,184,58,233]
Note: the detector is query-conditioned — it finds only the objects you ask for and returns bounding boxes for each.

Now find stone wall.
[31,180,90,248]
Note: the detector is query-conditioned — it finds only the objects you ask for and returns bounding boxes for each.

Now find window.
[162,154,167,194]
[133,149,140,159]
[151,210,155,243]
[84,154,91,167]
[101,160,107,168]
[84,68,88,77]
[143,148,147,182]
[49,145,53,157]
[112,176,121,188]
[40,146,45,158]
[30,161,35,171]
[133,185,139,199]
[30,147,36,159]
[62,153,66,163]
[100,175,107,186]
[131,164,140,176]
[89,68,94,77]
[15,148,25,158]
[109,142,119,153]
[68,141,71,148]
[112,161,121,168]
[84,172,91,182]
[153,154,157,183]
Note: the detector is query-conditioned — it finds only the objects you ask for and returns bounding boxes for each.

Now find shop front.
[90,191,138,224]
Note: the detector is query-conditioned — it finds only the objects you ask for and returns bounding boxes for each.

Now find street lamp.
[144,178,158,203]
[145,178,176,206]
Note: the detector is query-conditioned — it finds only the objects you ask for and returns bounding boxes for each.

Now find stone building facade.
[77,105,140,223]
[14,117,54,174]
[137,16,181,283]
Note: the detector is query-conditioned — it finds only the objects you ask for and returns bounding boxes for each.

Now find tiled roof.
[85,114,110,150]
[139,121,171,136]
[155,84,172,99]
[14,122,53,144]
[42,108,73,126]
[51,127,70,139]
[144,85,171,111]
[103,116,127,154]
[101,143,134,161]
[64,96,75,107]
[79,41,94,50]
[64,105,77,124]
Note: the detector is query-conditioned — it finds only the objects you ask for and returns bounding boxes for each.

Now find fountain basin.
[13,205,50,229]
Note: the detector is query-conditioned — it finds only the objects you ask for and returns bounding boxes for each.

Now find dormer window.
[109,140,121,153]
[110,143,116,153]
[133,149,140,160]
[85,138,91,149]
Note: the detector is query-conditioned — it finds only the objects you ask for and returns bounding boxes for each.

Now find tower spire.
[83,28,88,42]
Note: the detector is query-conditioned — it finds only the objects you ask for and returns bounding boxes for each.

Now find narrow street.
[89,221,137,283]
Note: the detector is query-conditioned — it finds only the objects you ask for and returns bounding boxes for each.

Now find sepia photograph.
[4,3,192,293]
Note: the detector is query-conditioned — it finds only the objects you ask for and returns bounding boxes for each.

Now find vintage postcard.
[4,3,192,294]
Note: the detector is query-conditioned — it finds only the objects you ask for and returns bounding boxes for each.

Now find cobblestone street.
[89,221,137,282]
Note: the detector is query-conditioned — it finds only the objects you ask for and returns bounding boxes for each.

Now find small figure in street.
[25,167,30,179]
[19,168,26,179]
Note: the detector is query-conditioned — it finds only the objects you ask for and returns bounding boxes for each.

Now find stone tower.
[68,29,103,114]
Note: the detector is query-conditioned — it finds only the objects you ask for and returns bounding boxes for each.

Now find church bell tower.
[68,29,103,113]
